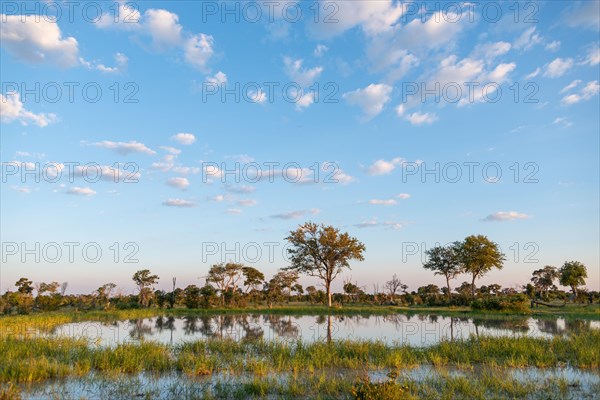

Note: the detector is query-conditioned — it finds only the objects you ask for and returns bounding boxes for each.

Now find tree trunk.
[446,276,452,302]
[326,282,332,308]
[471,275,476,299]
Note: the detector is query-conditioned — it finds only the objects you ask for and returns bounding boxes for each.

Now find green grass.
[1,330,598,383]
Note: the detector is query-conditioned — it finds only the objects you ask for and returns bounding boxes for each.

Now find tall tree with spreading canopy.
[559,261,587,297]
[206,262,244,305]
[423,243,462,301]
[530,266,559,299]
[132,269,159,307]
[285,222,365,307]
[457,235,505,298]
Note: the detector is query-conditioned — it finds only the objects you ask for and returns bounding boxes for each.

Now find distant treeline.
[1,224,596,314]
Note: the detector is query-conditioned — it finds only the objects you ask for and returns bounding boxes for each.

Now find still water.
[46,314,600,347]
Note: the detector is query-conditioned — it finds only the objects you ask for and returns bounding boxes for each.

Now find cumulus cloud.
[405,111,438,126]
[97,6,215,71]
[166,177,190,190]
[67,187,97,196]
[283,57,323,87]
[171,133,196,145]
[343,84,392,119]
[543,58,574,78]
[561,81,599,105]
[483,211,531,222]
[397,193,411,199]
[366,157,408,175]
[579,45,600,66]
[205,71,227,85]
[314,44,328,57]
[0,14,80,67]
[1,92,57,127]
[270,209,320,220]
[163,198,195,207]
[87,140,156,155]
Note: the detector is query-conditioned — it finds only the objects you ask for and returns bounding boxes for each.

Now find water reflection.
[47,314,599,347]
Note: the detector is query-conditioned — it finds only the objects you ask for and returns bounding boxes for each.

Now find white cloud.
[561,81,599,105]
[0,14,79,67]
[354,219,404,230]
[314,44,328,57]
[208,194,228,203]
[270,209,320,220]
[513,27,542,51]
[159,146,182,155]
[397,193,411,199]
[172,166,200,175]
[283,57,323,87]
[563,1,600,30]
[226,208,242,215]
[166,177,190,190]
[579,45,600,66]
[295,90,316,110]
[205,71,227,85]
[366,157,406,175]
[473,41,512,62]
[543,58,574,78]
[247,88,267,104]
[80,52,128,73]
[67,187,97,196]
[237,199,257,207]
[405,111,438,126]
[483,211,531,222]
[309,0,404,37]
[1,92,57,127]
[87,140,156,155]
[184,33,215,71]
[553,117,573,128]
[171,133,196,145]
[560,80,582,94]
[368,199,397,206]
[97,7,214,71]
[343,83,392,119]
[163,198,195,207]
[525,67,541,79]
[545,41,561,52]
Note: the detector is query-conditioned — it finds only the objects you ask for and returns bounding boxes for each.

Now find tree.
[242,266,265,293]
[457,235,505,298]
[206,262,244,305]
[270,270,299,301]
[132,269,159,307]
[384,274,407,301]
[96,283,116,309]
[559,261,587,297]
[15,278,34,294]
[183,285,201,309]
[531,266,559,299]
[423,243,462,301]
[285,222,365,307]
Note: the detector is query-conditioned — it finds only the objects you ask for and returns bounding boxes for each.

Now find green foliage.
[559,261,587,296]
[471,294,530,312]
[286,222,366,307]
[351,373,408,400]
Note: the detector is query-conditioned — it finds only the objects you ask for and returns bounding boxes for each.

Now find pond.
[19,367,600,400]
[45,314,600,347]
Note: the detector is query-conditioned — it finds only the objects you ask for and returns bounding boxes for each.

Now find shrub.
[471,294,530,312]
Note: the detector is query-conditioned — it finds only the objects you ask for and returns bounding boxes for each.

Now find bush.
[351,372,409,400]
[471,294,530,312]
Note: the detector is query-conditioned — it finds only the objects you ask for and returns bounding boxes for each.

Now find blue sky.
[1,0,599,295]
